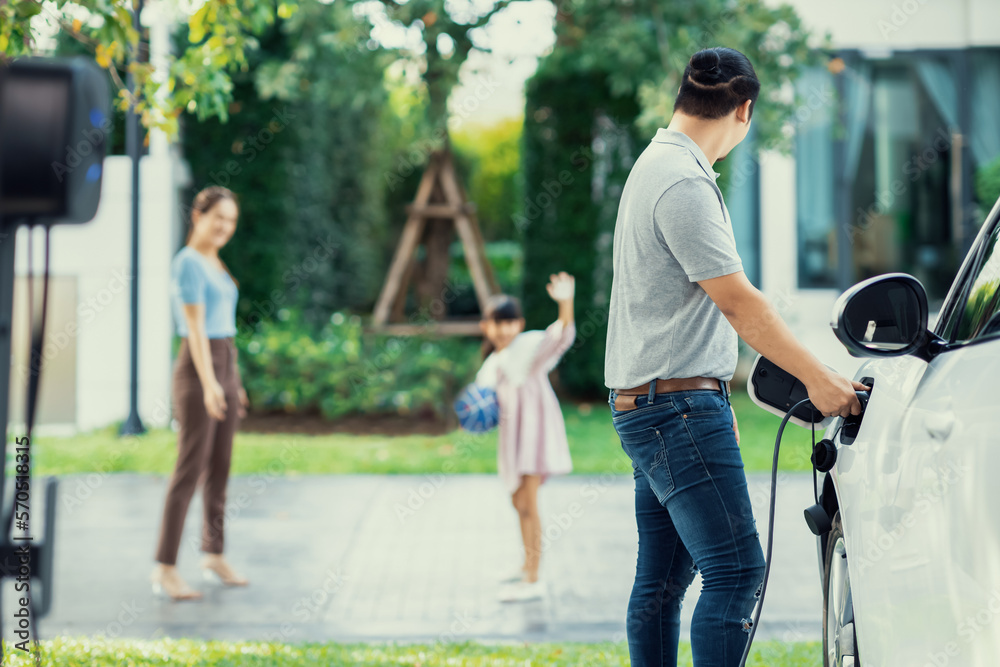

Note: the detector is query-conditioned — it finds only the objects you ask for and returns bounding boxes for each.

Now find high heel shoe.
[201,558,249,586]
[150,569,203,601]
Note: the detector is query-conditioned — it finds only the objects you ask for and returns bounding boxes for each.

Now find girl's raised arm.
[530,272,577,376]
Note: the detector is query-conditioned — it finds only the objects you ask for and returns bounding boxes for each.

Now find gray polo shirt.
[604,128,743,389]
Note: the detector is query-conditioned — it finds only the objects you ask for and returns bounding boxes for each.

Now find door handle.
[925,412,955,440]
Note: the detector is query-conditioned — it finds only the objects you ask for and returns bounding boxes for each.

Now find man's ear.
[736,99,752,125]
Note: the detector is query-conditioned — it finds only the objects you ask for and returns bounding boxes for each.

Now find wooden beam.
[453,214,496,313]
[437,155,497,313]
[405,203,475,218]
[390,254,416,323]
[465,207,500,294]
[372,214,426,326]
[372,157,440,326]
[370,321,485,336]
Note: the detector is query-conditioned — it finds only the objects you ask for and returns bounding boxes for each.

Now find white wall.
[11,153,179,433]
[774,0,1000,51]
[755,150,865,379]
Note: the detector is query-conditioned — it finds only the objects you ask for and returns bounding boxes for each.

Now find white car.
[813,196,1000,667]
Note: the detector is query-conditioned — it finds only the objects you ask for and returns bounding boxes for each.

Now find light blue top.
[170,246,238,338]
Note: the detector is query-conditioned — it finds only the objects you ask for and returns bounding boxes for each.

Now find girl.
[476,271,576,602]
[151,186,250,600]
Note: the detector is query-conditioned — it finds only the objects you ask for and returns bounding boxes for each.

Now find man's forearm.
[722,288,825,387]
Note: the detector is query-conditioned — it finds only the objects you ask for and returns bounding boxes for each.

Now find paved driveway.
[32,472,822,645]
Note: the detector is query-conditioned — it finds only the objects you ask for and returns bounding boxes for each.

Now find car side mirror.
[831,273,942,360]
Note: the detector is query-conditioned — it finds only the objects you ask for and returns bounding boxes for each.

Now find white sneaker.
[497,566,528,584]
[498,579,545,602]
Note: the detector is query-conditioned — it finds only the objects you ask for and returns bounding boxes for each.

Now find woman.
[151,186,250,600]
[475,272,576,602]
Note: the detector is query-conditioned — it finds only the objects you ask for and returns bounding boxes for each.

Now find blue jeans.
[609,385,765,667]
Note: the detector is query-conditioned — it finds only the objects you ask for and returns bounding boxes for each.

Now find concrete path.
[16,472,824,645]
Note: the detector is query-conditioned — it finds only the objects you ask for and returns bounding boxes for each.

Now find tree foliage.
[542,0,825,150]
[183,0,390,329]
[375,0,510,144]
[1,0,296,136]
[452,118,523,240]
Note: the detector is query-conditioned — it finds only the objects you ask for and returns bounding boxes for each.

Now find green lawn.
[28,390,819,477]
[2,638,821,665]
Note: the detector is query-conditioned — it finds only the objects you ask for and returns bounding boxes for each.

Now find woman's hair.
[186,185,240,287]
[481,294,523,359]
[673,47,761,121]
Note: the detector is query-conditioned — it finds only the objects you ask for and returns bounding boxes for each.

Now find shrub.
[236,312,482,420]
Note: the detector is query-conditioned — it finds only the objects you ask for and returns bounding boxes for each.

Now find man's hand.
[732,405,740,446]
[805,367,870,419]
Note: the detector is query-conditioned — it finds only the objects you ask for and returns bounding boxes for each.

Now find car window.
[951,224,1000,342]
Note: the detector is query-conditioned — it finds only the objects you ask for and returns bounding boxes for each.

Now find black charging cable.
[738,396,814,667]
[739,393,867,667]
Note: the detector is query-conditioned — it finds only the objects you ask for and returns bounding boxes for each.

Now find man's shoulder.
[632,142,714,196]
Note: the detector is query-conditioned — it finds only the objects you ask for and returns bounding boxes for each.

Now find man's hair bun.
[674,47,761,120]
[690,49,722,82]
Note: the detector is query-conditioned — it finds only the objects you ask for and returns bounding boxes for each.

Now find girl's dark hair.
[481,294,523,359]
[673,47,761,121]
[186,185,240,287]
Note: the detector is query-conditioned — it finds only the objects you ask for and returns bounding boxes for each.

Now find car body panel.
[830,341,1000,665]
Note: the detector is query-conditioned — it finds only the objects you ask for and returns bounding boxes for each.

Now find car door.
[836,208,1000,666]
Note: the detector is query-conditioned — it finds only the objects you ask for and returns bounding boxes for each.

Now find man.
[604,46,867,667]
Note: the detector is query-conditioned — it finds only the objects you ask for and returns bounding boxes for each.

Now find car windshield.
[955,226,1000,340]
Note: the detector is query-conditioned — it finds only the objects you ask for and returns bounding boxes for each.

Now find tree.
[254,0,391,324]
[1,0,298,136]
[364,0,511,317]
[374,0,510,144]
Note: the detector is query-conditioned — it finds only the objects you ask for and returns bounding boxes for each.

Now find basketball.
[454,383,500,433]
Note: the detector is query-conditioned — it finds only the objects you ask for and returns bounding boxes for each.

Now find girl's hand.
[203,380,228,421]
[546,272,575,303]
[237,386,250,419]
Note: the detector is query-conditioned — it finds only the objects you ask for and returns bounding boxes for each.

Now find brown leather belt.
[613,377,728,411]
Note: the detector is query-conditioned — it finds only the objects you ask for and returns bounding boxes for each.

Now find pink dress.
[476,320,577,494]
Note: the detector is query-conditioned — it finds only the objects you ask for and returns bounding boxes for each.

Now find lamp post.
[120,0,146,436]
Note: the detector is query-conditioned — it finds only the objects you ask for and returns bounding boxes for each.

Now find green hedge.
[520,70,640,397]
[236,313,481,420]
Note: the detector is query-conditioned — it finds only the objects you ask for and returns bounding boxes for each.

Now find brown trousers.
[155,337,241,566]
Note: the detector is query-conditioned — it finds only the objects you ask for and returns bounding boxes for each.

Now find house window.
[795,66,837,288]
[794,50,1000,299]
